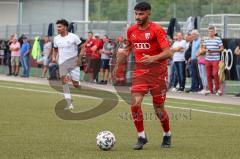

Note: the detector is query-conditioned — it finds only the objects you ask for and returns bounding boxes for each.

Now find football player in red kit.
[114,2,173,150]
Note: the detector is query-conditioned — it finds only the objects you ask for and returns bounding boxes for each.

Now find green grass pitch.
[0,80,240,159]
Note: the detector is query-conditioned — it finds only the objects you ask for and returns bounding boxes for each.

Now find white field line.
[0,85,99,100]
[143,98,237,111]
[0,84,240,117]
[143,102,240,117]
[1,79,239,105]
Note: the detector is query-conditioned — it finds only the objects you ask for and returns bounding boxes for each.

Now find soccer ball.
[96,131,116,150]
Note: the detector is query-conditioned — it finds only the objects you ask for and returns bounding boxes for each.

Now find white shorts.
[43,56,50,66]
[59,57,80,81]
[67,67,81,81]
[37,56,50,66]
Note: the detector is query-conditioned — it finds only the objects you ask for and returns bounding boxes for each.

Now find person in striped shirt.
[202,25,224,95]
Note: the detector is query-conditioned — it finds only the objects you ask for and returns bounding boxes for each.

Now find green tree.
[89,0,240,21]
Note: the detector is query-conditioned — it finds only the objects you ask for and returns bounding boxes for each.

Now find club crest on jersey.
[145,33,150,40]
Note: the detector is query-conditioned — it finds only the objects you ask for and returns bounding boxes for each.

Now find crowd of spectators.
[0,25,240,97]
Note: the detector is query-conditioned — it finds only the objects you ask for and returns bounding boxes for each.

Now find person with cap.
[20,36,31,77]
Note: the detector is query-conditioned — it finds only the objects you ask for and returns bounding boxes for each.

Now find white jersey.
[54,33,81,65]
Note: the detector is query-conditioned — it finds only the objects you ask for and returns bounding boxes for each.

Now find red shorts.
[131,65,168,104]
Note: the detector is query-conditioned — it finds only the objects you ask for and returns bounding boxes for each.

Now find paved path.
[0,74,239,106]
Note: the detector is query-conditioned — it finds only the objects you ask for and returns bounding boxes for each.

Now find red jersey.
[85,38,95,56]
[91,39,103,59]
[127,22,170,66]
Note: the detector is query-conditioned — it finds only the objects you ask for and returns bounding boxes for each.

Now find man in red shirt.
[84,32,103,82]
[114,2,173,150]
[90,34,103,82]
[84,32,95,80]
[85,32,94,58]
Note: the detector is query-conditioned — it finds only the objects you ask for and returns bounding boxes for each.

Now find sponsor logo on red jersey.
[133,43,150,50]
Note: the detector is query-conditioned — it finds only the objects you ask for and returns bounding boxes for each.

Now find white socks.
[138,131,146,138]
[63,84,72,106]
[138,130,171,138]
[138,131,171,138]
[163,131,171,137]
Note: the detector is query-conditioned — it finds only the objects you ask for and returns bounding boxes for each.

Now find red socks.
[131,105,144,132]
[131,106,170,134]
[157,109,170,133]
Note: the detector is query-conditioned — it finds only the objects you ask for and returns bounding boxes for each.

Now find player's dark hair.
[134,2,151,11]
[88,31,93,35]
[56,19,69,27]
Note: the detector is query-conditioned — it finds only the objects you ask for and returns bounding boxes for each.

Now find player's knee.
[61,76,68,85]
[131,99,141,106]
[152,96,165,107]
[131,100,141,106]
[131,98,142,106]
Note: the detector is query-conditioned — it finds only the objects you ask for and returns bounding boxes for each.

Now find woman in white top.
[41,36,52,78]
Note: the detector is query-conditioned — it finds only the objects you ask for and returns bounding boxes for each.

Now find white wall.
[22,0,85,25]
[0,0,18,25]
[0,0,86,39]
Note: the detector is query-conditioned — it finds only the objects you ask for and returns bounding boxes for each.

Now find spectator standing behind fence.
[171,32,187,92]
[234,42,240,97]
[9,35,21,76]
[169,35,178,89]
[99,35,112,84]
[6,34,15,76]
[89,34,103,83]
[20,36,30,77]
[109,36,123,84]
[184,33,193,85]
[196,42,210,95]
[84,31,95,81]
[114,40,128,85]
[188,30,202,92]
[41,36,52,78]
[202,26,224,95]
[0,41,7,65]
[234,42,240,80]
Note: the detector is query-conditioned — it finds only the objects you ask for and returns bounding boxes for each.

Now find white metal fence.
[0,14,240,40]
[199,14,240,39]
[0,20,185,40]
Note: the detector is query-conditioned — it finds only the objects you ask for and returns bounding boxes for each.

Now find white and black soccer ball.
[96,131,116,150]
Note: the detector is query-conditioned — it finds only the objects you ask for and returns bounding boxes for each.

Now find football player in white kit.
[52,19,82,110]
